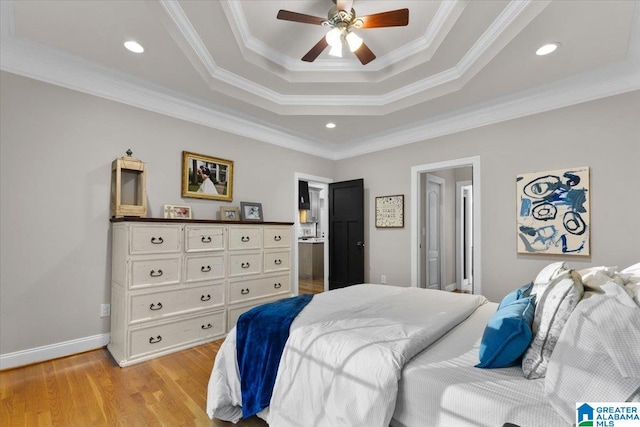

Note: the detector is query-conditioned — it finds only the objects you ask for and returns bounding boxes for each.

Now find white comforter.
[207,284,487,427]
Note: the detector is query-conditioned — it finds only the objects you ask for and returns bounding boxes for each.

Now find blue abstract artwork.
[516,166,590,255]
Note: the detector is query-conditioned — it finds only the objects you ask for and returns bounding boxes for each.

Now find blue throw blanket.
[236,293,314,418]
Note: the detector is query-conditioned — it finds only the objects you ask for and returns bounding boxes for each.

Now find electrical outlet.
[381,275,387,284]
[100,304,111,318]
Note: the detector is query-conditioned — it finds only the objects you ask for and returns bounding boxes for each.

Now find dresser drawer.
[129,311,225,358]
[130,257,181,289]
[264,250,290,273]
[185,254,225,283]
[129,283,225,324]
[228,226,262,250]
[263,226,291,249]
[130,225,181,254]
[227,294,289,331]
[228,274,290,304]
[228,252,261,277]
[185,226,225,252]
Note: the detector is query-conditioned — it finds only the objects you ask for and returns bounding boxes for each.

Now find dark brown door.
[329,179,364,290]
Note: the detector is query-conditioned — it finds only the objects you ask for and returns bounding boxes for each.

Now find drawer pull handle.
[201,294,211,302]
[201,265,211,272]
[274,235,282,241]
[241,236,250,242]
[150,269,163,277]
[201,323,213,330]
[150,302,163,310]
[274,283,282,289]
[241,288,250,295]
[201,236,212,243]
[151,237,164,244]
[149,335,162,344]
[274,259,282,265]
[241,262,250,269]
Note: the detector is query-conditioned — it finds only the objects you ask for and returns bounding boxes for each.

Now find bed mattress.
[392,302,568,427]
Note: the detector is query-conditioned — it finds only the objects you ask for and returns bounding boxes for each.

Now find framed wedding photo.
[182,151,234,202]
[240,202,263,221]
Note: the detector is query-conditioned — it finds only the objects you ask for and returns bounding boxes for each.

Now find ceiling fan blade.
[353,42,376,65]
[336,0,354,12]
[358,9,409,28]
[302,37,329,62]
[277,10,326,25]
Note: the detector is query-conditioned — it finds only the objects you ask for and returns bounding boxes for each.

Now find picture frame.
[220,206,240,221]
[375,195,404,228]
[516,166,590,255]
[164,204,192,219]
[182,151,234,202]
[240,202,263,221]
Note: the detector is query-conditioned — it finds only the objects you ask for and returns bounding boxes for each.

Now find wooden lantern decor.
[111,150,147,218]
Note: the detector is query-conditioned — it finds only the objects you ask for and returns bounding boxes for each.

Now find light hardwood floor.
[298,277,324,294]
[0,340,267,426]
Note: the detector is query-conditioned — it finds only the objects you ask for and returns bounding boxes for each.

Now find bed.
[206,262,640,427]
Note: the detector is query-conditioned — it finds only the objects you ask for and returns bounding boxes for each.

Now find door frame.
[456,180,473,292]
[410,156,482,295]
[425,174,445,290]
[294,172,332,294]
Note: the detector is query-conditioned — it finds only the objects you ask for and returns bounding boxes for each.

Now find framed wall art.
[164,204,192,219]
[182,151,233,202]
[516,166,590,255]
[220,206,240,221]
[375,195,404,228]
[240,202,263,221]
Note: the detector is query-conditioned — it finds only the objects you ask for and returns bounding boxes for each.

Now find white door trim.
[456,180,473,291]
[411,156,482,295]
[294,172,333,293]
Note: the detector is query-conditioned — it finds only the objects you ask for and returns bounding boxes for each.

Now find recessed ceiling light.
[124,40,144,53]
[536,43,560,56]
[326,122,336,129]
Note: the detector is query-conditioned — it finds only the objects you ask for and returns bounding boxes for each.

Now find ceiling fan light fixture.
[325,27,343,47]
[328,43,343,57]
[346,31,363,52]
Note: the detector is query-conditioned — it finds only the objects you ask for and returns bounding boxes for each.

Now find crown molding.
[0,36,336,159]
[1,1,638,162]
[221,0,468,74]
[156,0,544,114]
[335,57,640,159]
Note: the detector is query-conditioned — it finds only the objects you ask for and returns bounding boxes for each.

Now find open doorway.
[410,156,482,295]
[294,173,332,295]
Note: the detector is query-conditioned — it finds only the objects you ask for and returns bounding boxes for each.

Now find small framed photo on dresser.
[220,206,240,221]
[240,202,263,221]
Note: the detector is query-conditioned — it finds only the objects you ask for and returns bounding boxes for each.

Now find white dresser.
[108,218,293,367]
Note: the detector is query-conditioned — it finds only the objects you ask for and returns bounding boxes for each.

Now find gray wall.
[0,72,334,355]
[1,71,638,359]
[335,90,640,302]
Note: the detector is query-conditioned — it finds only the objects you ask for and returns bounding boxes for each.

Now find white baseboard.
[445,283,457,292]
[0,333,110,370]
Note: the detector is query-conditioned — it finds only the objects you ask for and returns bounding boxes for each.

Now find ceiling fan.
[276,0,409,65]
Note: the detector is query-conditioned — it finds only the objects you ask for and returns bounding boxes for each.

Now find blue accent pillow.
[476,296,535,369]
[497,282,533,310]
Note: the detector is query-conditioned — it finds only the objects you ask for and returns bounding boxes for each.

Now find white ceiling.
[1,0,639,159]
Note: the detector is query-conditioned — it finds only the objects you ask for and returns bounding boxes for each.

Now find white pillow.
[522,270,583,379]
[578,269,625,290]
[621,263,640,307]
[531,261,568,296]
[622,262,640,284]
[545,283,640,423]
